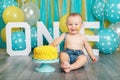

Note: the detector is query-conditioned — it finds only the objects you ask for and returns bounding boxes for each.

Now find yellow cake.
[33,45,58,60]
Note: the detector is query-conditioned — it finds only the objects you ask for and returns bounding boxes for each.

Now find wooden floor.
[0,49,120,80]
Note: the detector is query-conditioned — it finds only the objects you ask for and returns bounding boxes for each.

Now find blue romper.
[63,33,83,64]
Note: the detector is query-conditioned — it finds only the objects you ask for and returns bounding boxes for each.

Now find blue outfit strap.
[64,32,68,42]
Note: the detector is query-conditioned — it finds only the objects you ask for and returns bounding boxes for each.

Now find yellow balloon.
[2,6,24,23]
[1,27,21,42]
[104,20,110,28]
[1,28,6,42]
[11,28,21,32]
[59,14,69,32]
[85,29,95,47]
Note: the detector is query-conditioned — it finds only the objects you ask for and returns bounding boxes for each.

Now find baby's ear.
[81,21,83,25]
[81,22,84,27]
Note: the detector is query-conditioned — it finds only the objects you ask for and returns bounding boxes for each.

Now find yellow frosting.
[33,45,58,60]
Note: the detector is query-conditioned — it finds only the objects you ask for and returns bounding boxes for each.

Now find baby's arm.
[49,33,65,47]
[83,35,97,63]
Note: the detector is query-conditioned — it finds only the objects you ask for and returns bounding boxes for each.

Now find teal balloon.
[105,0,120,23]
[0,0,18,30]
[96,28,119,54]
[12,31,26,50]
[31,27,37,48]
[0,0,18,14]
[92,0,105,21]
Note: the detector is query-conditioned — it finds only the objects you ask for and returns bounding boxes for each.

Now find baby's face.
[66,16,82,34]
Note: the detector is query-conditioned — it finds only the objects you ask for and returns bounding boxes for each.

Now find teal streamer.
[75,0,82,14]
[86,0,95,21]
[36,0,38,6]
[74,0,77,12]
[62,0,67,16]
[71,0,75,13]
[47,0,53,36]
[71,0,82,14]
[40,0,47,25]
[54,0,59,21]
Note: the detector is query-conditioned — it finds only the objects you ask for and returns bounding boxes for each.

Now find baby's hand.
[91,56,97,63]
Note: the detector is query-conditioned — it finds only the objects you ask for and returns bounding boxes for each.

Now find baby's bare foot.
[61,61,70,68]
[61,61,71,73]
[64,68,70,73]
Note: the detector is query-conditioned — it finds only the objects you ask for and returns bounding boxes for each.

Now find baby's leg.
[70,55,87,71]
[60,52,71,73]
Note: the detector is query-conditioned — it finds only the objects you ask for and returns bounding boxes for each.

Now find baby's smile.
[71,28,77,31]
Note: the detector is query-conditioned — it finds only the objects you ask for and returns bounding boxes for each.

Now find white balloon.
[21,2,40,26]
[109,22,120,46]
[109,22,120,36]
